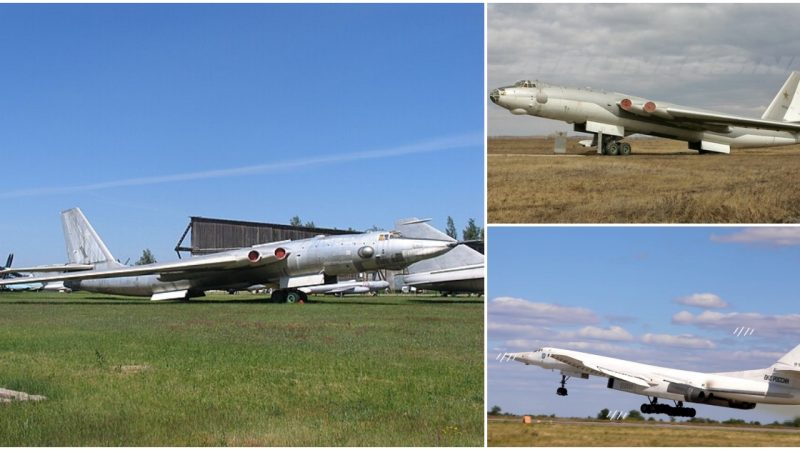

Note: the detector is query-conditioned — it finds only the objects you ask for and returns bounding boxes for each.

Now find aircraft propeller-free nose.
[489,88,501,104]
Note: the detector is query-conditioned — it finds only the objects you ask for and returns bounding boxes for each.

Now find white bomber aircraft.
[490,72,800,155]
[500,344,800,418]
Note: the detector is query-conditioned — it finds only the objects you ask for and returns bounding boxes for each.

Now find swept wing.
[0,244,288,287]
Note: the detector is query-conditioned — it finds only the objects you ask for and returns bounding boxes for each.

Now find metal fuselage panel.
[512,349,800,406]
[494,85,800,149]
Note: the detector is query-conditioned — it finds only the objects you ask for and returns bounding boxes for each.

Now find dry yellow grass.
[488,420,800,447]
[488,137,800,223]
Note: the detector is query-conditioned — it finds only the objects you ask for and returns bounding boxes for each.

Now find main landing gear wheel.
[605,142,620,156]
[556,375,569,396]
[640,398,696,417]
[620,142,632,155]
[270,289,308,304]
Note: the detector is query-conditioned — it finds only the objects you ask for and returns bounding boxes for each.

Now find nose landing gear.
[556,375,569,396]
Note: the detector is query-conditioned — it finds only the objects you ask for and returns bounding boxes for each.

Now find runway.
[489,417,800,434]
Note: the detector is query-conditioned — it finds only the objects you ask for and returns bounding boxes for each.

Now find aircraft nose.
[403,239,453,262]
[489,88,500,104]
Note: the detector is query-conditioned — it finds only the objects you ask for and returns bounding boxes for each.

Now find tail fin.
[773,343,800,370]
[762,71,800,122]
[61,208,123,269]
[406,244,483,273]
[394,217,457,242]
[3,253,12,270]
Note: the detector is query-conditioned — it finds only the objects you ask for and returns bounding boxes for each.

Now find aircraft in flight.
[0,208,457,303]
[490,72,800,155]
[499,344,800,418]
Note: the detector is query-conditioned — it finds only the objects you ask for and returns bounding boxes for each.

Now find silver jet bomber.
[490,72,800,155]
[0,208,456,303]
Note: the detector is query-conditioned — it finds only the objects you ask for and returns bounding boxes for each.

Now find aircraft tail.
[773,343,800,370]
[61,208,123,269]
[0,253,12,279]
[406,244,484,273]
[394,217,457,242]
[762,71,800,122]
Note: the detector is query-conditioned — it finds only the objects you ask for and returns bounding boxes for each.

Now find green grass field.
[0,291,483,446]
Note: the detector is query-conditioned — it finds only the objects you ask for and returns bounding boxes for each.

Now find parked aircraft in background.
[394,218,484,295]
[0,208,457,303]
[499,344,800,418]
[401,245,483,295]
[0,253,74,292]
[299,279,389,296]
[490,72,800,155]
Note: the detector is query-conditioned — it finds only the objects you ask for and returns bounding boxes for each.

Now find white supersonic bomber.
[499,344,800,418]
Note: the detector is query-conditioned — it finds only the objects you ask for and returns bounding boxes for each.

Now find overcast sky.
[489,3,800,135]
[488,227,800,423]
[0,4,483,266]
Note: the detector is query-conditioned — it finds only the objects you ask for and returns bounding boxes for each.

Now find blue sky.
[488,226,800,423]
[0,4,483,266]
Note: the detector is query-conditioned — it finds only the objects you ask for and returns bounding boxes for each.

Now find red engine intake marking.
[248,250,260,262]
[619,98,632,110]
[644,101,656,113]
[274,247,287,260]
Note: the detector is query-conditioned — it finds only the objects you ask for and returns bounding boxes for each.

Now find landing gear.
[640,398,696,417]
[269,289,308,304]
[596,134,631,156]
[556,375,569,396]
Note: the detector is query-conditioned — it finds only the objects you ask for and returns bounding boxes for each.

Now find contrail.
[1,133,480,199]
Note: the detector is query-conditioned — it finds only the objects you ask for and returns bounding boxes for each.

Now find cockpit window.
[389,231,401,239]
[514,80,536,88]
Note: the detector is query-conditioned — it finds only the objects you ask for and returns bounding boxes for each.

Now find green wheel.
[620,142,631,155]
[606,142,619,156]
[285,291,301,304]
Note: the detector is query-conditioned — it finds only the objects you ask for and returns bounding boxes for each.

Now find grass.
[488,419,800,446]
[0,290,483,446]
[488,137,800,223]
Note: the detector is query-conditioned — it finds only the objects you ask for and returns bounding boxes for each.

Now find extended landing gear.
[595,133,631,156]
[269,289,308,304]
[640,398,696,417]
[556,375,569,396]
[602,140,631,156]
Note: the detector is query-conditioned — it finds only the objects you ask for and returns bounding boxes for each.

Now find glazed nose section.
[490,88,500,104]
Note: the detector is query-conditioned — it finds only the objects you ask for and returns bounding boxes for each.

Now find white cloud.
[710,228,800,246]
[676,293,728,309]
[489,297,599,325]
[673,310,800,338]
[560,325,634,342]
[642,333,716,349]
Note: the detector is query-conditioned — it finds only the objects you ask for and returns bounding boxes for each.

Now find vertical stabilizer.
[61,208,123,269]
[773,343,800,370]
[762,72,800,122]
[394,218,457,242]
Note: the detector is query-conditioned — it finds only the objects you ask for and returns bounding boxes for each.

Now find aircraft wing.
[0,263,94,275]
[550,352,652,388]
[665,107,800,133]
[0,246,288,286]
